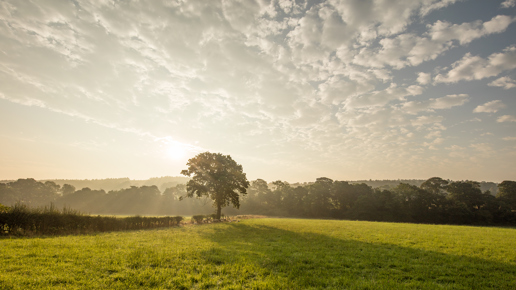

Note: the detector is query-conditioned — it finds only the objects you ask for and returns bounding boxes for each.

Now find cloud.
[501,0,516,8]
[497,115,516,122]
[351,15,514,70]
[411,115,445,128]
[1,0,515,182]
[488,76,516,89]
[435,46,516,83]
[401,94,469,114]
[428,15,515,45]
[469,143,494,158]
[503,136,516,141]
[420,0,464,16]
[417,72,432,85]
[343,83,423,109]
[473,100,506,113]
[423,136,444,150]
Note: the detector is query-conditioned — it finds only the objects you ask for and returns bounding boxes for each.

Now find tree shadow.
[198,222,516,289]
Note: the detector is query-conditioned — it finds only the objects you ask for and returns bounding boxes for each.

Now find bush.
[0,204,184,236]
[191,215,205,224]
[0,203,9,213]
[208,213,225,220]
[173,216,184,224]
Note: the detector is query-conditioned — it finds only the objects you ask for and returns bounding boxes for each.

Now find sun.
[166,144,186,160]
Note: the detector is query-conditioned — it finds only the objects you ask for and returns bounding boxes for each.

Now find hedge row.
[0,204,183,236]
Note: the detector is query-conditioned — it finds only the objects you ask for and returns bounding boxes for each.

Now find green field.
[1,218,515,289]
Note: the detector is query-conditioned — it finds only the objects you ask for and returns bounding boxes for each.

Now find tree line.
[1,176,515,225]
[233,177,516,225]
[0,178,215,216]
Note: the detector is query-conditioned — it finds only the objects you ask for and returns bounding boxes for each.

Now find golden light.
[166,143,187,160]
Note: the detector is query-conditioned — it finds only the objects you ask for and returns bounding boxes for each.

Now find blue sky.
[0,0,515,182]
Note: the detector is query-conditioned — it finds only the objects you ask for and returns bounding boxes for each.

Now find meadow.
[1,218,515,289]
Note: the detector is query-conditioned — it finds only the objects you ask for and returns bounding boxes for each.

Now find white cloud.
[503,136,516,141]
[429,15,515,45]
[1,0,515,182]
[488,76,516,89]
[473,100,506,113]
[446,144,468,158]
[425,130,442,139]
[420,0,463,16]
[417,72,432,85]
[344,83,423,109]
[501,0,516,8]
[424,137,444,150]
[411,115,444,128]
[497,115,516,122]
[435,46,516,83]
[401,94,469,114]
[470,143,494,159]
[351,15,514,70]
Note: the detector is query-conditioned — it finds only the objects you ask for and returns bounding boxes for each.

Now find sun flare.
[166,144,186,160]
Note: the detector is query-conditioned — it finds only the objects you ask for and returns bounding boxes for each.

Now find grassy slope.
[1,218,515,289]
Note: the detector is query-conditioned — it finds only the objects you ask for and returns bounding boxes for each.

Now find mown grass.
[1,218,515,289]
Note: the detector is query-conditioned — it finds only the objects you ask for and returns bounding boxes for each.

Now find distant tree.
[44,181,61,193]
[497,181,516,210]
[305,177,333,217]
[243,179,272,214]
[447,181,484,209]
[163,184,187,200]
[61,184,76,196]
[283,185,307,216]
[352,188,396,221]
[1,179,60,206]
[58,187,106,213]
[393,183,443,223]
[181,152,249,220]
[420,177,448,195]
[331,181,359,217]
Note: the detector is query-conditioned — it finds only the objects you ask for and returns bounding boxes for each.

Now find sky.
[0,0,515,183]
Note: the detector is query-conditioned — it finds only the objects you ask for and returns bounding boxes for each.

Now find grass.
[1,218,515,289]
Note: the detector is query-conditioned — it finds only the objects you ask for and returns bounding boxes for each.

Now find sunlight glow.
[166,144,186,160]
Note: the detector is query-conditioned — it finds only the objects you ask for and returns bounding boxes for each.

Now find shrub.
[0,204,184,236]
[0,203,9,213]
[208,213,225,220]
[173,216,184,224]
[191,215,205,224]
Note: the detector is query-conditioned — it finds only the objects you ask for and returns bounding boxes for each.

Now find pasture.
[1,218,515,289]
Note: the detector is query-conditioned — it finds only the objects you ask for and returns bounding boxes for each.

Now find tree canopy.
[180,152,249,219]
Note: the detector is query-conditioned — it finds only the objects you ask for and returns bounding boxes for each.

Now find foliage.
[181,152,250,219]
[0,204,183,236]
[236,177,516,225]
[2,176,516,225]
[0,178,61,207]
[191,215,205,224]
[0,203,9,213]
[498,180,516,210]
[1,218,515,289]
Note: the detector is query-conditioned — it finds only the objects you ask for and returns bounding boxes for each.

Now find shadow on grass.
[199,223,516,289]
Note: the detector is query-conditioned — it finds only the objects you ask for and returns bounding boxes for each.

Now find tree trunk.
[216,205,222,220]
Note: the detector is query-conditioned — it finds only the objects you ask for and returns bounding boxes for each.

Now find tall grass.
[0,203,183,236]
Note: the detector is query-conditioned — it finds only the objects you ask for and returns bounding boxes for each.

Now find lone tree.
[180,152,249,219]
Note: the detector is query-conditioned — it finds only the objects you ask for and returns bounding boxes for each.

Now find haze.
[1,0,515,183]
